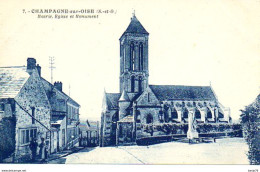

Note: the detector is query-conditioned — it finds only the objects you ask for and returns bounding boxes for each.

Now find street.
[48,138,249,164]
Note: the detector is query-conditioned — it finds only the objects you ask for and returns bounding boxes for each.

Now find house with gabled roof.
[0,58,80,162]
[0,59,51,162]
[100,14,231,147]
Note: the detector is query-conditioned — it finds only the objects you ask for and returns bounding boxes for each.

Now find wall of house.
[41,80,67,113]
[66,101,80,148]
[14,70,51,162]
[0,116,16,162]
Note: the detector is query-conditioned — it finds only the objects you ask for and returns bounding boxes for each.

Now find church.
[100,14,231,147]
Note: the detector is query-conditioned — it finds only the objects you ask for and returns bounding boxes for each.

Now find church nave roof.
[149,85,216,101]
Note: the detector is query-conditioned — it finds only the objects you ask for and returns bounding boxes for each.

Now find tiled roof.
[0,66,30,98]
[149,85,216,101]
[79,120,99,131]
[41,77,80,107]
[121,15,149,36]
[87,120,99,130]
[106,93,121,109]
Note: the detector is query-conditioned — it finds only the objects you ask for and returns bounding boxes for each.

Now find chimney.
[27,58,36,70]
[54,81,62,92]
[36,64,41,77]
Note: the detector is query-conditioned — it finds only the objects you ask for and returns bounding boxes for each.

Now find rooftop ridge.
[149,84,211,87]
[0,65,26,68]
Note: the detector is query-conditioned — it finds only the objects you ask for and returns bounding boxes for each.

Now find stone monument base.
[187,130,199,139]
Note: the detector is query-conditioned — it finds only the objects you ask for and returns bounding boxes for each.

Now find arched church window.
[146,114,153,124]
[112,112,119,122]
[171,108,178,119]
[138,76,142,92]
[183,108,189,118]
[218,108,224,118]
[218,112,224,118]
[131,75,135,92]
[130,43,135,71]
[139,43,143,71]
[207,108,212,118]
[164,105,169,122]
[195,109,201,119]
[123,47,126,72]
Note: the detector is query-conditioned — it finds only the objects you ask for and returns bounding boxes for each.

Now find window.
[164,105,169,122]
[207,108,212,118]
[218,112,224,118]
[139,43,143,71]
[147,93,150,102]
[195,109,201,119]
[20,128,37,145]
[130,43,135,70]
[112,113,119,122]
[146,114,153,124]
[183,108,189,118]
[138,76,142,92]
[172,108,178,119]
[131,76,135,92]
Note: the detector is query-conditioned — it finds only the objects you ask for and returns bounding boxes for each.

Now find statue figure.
[187,110,199,140]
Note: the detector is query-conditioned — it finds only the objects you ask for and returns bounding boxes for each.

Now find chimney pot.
[36,64,41,77]
[27,58,36,70]
[54,81,62,92]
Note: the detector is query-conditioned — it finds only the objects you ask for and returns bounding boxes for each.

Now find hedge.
[142,123,242,135]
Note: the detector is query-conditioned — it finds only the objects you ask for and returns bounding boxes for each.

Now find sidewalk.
[33,146,84,164]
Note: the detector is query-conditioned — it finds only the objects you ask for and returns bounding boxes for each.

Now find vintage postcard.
[0,0,259,171]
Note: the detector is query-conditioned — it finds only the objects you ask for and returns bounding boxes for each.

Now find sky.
[0,0,259,121]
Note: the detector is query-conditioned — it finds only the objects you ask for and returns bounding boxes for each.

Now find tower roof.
[119,89,130,101]
[120,14,149,39]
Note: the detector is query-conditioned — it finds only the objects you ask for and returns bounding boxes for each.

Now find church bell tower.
[119,13,149,94]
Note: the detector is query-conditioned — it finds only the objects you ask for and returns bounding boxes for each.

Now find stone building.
[100,14,231,147]
[41,78,80,151]
[79,120,99,147]
[0,58,80,162]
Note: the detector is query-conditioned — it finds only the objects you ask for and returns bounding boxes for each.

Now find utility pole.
[49,56,55,84]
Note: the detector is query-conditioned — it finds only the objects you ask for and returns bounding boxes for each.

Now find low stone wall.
[140,123,242,139]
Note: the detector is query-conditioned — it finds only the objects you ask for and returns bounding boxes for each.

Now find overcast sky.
[0,0,259,121]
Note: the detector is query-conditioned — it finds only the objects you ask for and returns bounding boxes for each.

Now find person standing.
[29,138,38,162]
[39,138,46,162]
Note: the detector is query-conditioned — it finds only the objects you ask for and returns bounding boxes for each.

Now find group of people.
[29,137,49,162]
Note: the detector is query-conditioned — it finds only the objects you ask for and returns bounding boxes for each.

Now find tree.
[240,95,260,165]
